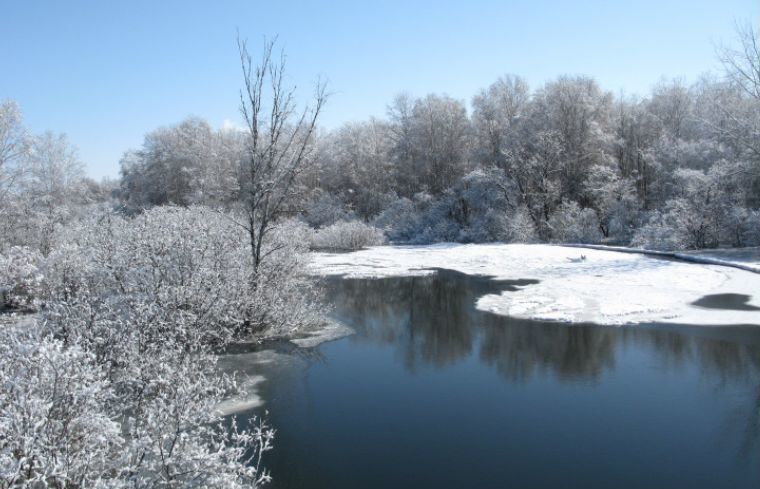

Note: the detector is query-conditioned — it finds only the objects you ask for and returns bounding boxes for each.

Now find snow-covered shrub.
[631,197,727,250]
[0,246,43,310]
[372,169,521,244]
[302,193,355,228]
[631,208,689,250]
[372,197,421,242]
[311,220,386,250]
[604,195,642,244]
[464,208,509,243]
[583,165,642,243]
[0,321,275,489]
[7,206,305,487]
[42,206,324,353]
[114,347,275,489]
[43,207,244,352]
[503,206,538,243]
[0,326,122,488]
[548,201,602,244]
[740,209,760,247]
[248,219,326,337]
[720,206,760,248]
[414,216,460,244]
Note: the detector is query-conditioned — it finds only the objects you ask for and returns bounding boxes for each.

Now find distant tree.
[119,117,243,210]
[507,130,564,239]
[0,99,30,197]
[316,119,395,219]
[718,22,760,102]
[526,76,614,204]
[713,22,760,200]
[503,205,538,243]
[471,75,530,169]
[548,200,602,244]
[388,93,471,196]
[584,164,641,241]
[24,132,86,254]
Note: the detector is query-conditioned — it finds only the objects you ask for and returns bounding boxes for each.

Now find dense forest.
[112,28,760,252]
[3,28,760,256]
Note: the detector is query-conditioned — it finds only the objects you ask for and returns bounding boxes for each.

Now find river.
[234,269,760,489]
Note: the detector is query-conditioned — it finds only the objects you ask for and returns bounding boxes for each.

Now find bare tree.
[713,22,760,177]
[237,36,327,273]
[718,22,760,101]
[0,100,30,209]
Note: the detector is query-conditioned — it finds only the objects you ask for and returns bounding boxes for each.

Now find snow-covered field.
[310,244,760,326]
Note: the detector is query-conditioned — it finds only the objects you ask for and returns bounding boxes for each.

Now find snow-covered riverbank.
[310,244,760,326]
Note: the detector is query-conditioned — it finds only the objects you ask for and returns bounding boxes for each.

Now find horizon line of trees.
[117,59,760,249]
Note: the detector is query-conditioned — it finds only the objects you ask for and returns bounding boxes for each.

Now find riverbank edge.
[559,244,760,274]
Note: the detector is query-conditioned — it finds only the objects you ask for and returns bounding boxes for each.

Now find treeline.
[0,100,116,255]
[118,41,760,251]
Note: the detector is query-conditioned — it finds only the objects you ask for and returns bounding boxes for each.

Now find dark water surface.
[245,270,760,489]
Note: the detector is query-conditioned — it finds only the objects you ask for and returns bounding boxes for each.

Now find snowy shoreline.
[310,243,760,327]
[560,243,760,274]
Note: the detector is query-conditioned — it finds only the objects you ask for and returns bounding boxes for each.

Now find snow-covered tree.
[236,37,326,273]
[548,200,603,244]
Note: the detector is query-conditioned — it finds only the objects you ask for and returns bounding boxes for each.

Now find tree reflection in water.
[324,269,760,383]
[252,270,760,488]
[321,269,760,468]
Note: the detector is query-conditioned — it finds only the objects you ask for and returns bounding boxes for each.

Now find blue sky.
[2,0,758,179]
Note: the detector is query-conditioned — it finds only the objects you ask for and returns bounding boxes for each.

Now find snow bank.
[310,244,760,326]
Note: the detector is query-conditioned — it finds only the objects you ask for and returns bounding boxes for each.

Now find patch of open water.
[232,269,760,489]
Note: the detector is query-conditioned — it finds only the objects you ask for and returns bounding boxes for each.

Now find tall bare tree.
[715,22,760,174]
[237,36,327,273]
[719,22,760,101]
[0,100,30,210]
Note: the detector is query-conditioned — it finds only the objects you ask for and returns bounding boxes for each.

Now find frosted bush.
[311,220,386,250]
[740,209,760,247]
[503,206,538,243]
[0,326,122,488]
[302,193,355,228]
[0,246,43,310]
[42,206,325,354]
[631,210,687,250]
[0,322,275,489]
[4,206,308,488]
[632,198,721,250]
[372,197,421,242]
[548,201,602,244]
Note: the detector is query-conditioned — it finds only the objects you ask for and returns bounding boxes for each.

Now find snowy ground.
[310,244,760,327]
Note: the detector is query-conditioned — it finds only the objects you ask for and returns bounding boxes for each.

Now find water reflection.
[325,269,760,383]
[244,270,760,489]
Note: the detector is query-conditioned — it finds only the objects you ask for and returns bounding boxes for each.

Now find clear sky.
[2,0,759,179]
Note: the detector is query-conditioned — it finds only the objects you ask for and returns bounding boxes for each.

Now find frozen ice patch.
[310,244,760,327]
[291,320,355,348]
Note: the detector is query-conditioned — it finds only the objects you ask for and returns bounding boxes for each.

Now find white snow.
[310,243,760,326]
[214,316,354,415]
[214,349,300,415]
[291,320,354,348]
